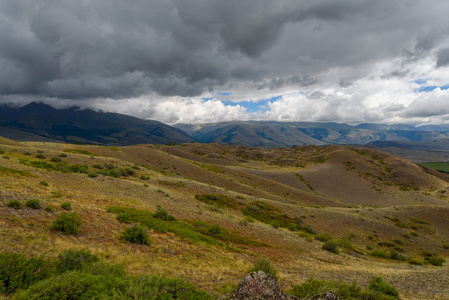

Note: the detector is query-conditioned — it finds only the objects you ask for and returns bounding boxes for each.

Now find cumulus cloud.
[0,0,449,125]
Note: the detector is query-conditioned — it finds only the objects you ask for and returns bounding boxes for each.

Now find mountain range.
[175,121,449,147]
[2,102,449,147]
[0,102,192,145]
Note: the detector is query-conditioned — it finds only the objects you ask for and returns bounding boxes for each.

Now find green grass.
[241,201,303,231]
[0,166,32,177]
[108,206,221,246]
[418,161,449,173]
[108,206,266,249]
[0,249,212,299]
[63,149,92,155]
[290,276,399,300]
[190,221,267,247]
[195,194,238,209]
[18,158,135,178]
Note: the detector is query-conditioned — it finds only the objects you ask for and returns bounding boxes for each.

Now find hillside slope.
[1,139,449,299]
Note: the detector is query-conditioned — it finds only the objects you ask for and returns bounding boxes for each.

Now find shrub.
[315,233,332,242]
[26,199,41,209]
[18,271,212,300]
[6,199,21,209]
[367,276,399,298]
[44,205,54,212]
[57,249,100,274]
[50,157,62,163]
[304,224,315,234]
[0,253,55,294]
[195,194,238,209]
[389,250,406,261]
[407,257,424,265]
[17,271,125,300]
[51,212,82,235]
[208,224,222,235]
[322,240,339,254]
[443,243,449,249]
[427,256,445,266]
[122,224,151,246]
[248,258,278,280]
[35,154,46,159]
[39,181,48,186]
[338,237,355,250]
[290,276,399,300]
[153,205,176,221]
[61,201,71,211]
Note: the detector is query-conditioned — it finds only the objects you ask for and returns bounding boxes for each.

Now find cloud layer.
[1,0,449,125]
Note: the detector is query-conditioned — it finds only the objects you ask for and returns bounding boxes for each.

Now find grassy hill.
[1,139,449,299]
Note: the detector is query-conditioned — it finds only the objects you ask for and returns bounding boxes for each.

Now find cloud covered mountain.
[0,103,192,145]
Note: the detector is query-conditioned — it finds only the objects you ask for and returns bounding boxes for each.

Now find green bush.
[26,199,41,209]
[44,205,54,212]
[195,194,238,209]
[108,206,220,246]
[57,249,100,274]
[389,250,406,261]
[51,212,82,235]
[17,271,126,300]
[368,276,399,298]
[322,240,339,254]
[39,181,48,186]
[315,233,332,242]
[18,271,212,300]
[0,253,55,294]
[427,256,445,266]
[290,276,399,300]
[247,258,278,281]
[121,224,152,246]
[61,201,71,211]
[407,257,424,265]
[122,274,212,299]
[153,205,176,221]
[6,200,22,209]
[208,224,222,235]
[50,157,62,163]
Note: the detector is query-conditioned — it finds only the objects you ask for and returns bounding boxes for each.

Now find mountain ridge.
[0,102,193,145]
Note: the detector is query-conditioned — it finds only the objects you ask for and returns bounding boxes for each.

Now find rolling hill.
[1,138,449,299]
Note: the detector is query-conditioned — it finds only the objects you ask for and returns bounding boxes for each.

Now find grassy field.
[419,161,449,173]
[1,140,449,299]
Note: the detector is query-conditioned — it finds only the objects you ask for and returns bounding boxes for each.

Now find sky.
[1,0,449,125]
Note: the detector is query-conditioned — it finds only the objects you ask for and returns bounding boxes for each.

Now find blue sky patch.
[217,92,232,96]
[221,95,282,113]
[414,79,427,84]
[417,84,449,92]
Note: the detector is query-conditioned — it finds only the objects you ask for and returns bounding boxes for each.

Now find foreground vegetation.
[0,250,211,299]
[0,250,400,300]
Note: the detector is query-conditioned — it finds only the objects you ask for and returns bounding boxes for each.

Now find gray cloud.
[437,48,449,67]
[0,0,449,124]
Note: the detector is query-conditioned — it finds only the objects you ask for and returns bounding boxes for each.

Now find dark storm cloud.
[437,48,449,67]
[0,0,448,107]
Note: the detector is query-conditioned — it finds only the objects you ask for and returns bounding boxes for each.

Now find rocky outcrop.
[222,271,341,300]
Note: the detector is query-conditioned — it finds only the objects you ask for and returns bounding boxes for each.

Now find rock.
[225,271,299,300]
[222,271,342,300]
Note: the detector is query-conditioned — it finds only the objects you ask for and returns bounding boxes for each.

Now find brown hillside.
[0,140,449,299]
